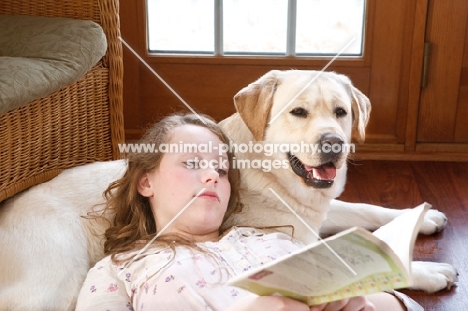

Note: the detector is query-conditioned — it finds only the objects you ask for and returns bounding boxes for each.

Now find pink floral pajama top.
[75,227,303,310]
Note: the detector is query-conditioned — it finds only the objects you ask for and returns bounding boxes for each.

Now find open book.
[227,202,431,306]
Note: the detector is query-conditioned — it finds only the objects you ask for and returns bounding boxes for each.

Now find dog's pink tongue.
[304,164,337,181]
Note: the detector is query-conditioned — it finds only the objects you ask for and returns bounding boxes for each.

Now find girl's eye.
[216,168,228,176]
[184,160,198,169]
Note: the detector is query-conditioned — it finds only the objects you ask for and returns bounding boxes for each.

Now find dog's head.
[234,70,371,190]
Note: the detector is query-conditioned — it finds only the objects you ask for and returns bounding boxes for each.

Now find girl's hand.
[310,296,375,311]
[227,295,375,311]
[227,295,317,311]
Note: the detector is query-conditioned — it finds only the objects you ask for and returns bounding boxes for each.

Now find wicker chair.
[0,0,124,202]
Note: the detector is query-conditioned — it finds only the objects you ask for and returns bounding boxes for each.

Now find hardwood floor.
[338,160,468,311]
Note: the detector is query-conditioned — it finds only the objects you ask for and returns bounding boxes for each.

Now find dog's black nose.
[321,133,344,148]
[320,133,344,156]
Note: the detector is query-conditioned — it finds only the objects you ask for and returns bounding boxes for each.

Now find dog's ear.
[350,86,371,143]
[234,70,280,141]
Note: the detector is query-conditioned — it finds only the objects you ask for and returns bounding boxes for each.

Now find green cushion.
[0,15,107,114]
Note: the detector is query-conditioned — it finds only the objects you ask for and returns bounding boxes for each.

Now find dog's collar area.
[287,153,336,189]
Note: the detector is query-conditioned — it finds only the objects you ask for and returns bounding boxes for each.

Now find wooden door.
[416,0,468,152]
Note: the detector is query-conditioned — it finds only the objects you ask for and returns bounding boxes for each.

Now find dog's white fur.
[0,70,458,310]
[0,160,126,310]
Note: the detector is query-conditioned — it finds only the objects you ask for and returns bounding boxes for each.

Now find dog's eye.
[334,108,347,118]
[290,108,308,118]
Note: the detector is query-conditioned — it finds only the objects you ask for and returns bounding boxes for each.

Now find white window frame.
[214,0,297,56]
[147,0,366,57]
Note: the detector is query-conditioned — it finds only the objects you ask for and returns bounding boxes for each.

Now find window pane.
[223,0,288,54]
[147,0,214,53]
[296,0,365,55]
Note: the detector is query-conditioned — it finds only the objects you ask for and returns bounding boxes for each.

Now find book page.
[228,227,409,305]
[372,202,431,273]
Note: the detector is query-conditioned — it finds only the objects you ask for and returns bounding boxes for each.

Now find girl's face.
[138,124,231,242]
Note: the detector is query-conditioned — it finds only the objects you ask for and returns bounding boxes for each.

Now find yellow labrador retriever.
[219,69,458,292]
[0,70,457,310]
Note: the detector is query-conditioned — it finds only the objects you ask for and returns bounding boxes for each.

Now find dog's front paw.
[419,209,447,235]
[409,261,458,293]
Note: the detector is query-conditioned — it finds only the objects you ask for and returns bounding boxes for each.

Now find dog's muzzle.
[288,133,345,189]
[288,153,337,188]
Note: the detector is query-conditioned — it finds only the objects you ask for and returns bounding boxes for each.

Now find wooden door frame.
[404,0,429,152]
